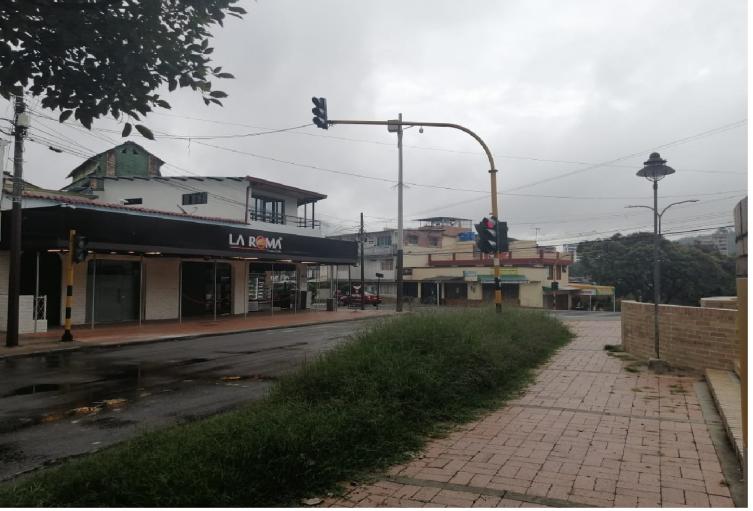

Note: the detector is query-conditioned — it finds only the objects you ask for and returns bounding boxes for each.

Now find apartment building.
[677,227,736,256]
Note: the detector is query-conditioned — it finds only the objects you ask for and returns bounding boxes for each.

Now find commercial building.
[324,217,581,309]
[0,142,357,333]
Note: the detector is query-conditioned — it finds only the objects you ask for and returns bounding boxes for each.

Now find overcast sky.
[1,0,747,246]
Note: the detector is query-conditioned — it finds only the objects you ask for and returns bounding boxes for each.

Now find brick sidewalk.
[320,319,738,508]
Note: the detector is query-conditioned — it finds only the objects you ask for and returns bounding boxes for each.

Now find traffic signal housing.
[497,220,509,253]
[474,216,498,254]
[474,217,509,254]
[72,234,88,263]
[311,97,328,129]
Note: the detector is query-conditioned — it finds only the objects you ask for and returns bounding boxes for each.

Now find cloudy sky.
[1,0,747,246]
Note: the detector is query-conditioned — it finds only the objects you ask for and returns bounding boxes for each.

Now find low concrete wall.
[621,300,738,372]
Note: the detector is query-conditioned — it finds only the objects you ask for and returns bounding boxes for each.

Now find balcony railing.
[364,244,396,256]
[248,210,321,229]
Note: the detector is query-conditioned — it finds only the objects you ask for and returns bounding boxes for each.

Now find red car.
[338,291,382,307]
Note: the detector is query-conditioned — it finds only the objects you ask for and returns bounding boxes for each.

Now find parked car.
[338,291,382,307]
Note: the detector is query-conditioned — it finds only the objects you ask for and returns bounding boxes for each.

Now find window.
[250,196,285,224]
[381,259,394,271]
[556,265,562,280]
[428,237,440,247]
[406,235,419,245]
[123,198,142,205]
[547,265,554,280]
[376,235,392,246]
[182,192,208,205]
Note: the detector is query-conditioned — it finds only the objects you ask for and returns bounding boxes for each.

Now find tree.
[576,232,735,306]
[0,0,246,138]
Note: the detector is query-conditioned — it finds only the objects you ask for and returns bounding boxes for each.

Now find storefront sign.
[229,233,283,252]
[463,270,477,281]
[10,206,358,264]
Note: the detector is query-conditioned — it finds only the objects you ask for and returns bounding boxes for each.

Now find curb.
[0,312,397,361]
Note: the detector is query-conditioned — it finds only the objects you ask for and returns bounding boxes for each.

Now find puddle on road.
[220,374,277,382]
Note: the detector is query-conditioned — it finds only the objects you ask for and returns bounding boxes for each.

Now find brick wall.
[700,296,737,310]
[621,300,738,371]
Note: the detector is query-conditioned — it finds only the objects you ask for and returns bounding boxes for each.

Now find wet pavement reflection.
[0,319,376,480]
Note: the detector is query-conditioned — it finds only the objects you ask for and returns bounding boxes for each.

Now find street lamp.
[634,152,680,372]
[625,199,700,235]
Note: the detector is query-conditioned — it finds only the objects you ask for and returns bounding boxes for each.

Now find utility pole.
[395,113,404,312]
[308,98,499,312]
[6,94,27,348]
[360,212,365,310]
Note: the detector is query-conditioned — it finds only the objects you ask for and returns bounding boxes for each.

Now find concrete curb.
[0,312,398,361]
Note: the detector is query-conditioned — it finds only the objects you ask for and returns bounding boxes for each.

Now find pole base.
[60,330,74,343]
[647,358,670,374]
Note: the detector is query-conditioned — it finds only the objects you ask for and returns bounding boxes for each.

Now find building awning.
[478,274,529,284]
[568,283,615,296]
[542,285,580,293]
[0,206,357,264]
[420,276,466,283]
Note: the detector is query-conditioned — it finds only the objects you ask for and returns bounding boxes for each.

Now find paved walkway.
[0,308,393,359]
[321,319,738,508]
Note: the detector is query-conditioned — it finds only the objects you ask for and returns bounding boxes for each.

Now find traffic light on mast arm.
[72,234,88,263]
[474,217,509,254]
[497,220,509,253]
[474,216,498,254]
[311,97,328,129]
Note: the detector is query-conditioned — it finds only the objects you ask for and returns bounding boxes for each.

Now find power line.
[505,119,747,193]
[146,111,746,175]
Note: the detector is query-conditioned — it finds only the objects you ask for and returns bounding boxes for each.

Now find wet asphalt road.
[0,319,380,481]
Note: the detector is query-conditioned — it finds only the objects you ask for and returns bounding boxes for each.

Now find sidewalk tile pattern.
[321,320,735,508]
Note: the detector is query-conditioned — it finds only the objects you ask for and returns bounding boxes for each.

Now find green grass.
[0,307,572,507]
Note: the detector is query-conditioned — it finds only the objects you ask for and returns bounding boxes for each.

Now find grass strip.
[0,307,572,507]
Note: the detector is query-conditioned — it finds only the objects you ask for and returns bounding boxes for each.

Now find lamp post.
[635,152,678,372]
[625,199,700,236]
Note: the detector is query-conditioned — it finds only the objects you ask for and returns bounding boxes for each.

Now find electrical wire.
[146,111,747,176]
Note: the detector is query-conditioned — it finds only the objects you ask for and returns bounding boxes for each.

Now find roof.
[414,216,472,222]
[66,174,327,205]
[22,191,247,225]
[245,176,327,204]
[65,141,163,178]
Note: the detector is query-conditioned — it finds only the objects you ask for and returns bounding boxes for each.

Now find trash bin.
[326,298,335,311]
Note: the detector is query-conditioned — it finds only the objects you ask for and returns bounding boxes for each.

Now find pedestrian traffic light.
[497,220,509,253]
[72,234,88,263]
[311,97,328,130]
[474,216,498,254]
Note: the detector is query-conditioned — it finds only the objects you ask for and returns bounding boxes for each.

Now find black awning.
[1,206,357,264]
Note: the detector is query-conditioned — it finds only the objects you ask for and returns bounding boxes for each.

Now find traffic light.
[72,234,88,263]
[497,220,509,253]
[474,216,498,254]
[311,97,328,129]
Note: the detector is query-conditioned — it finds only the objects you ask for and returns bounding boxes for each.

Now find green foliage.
[0,308,571,507]
[577,232,736,305]
[0,0,246,131]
